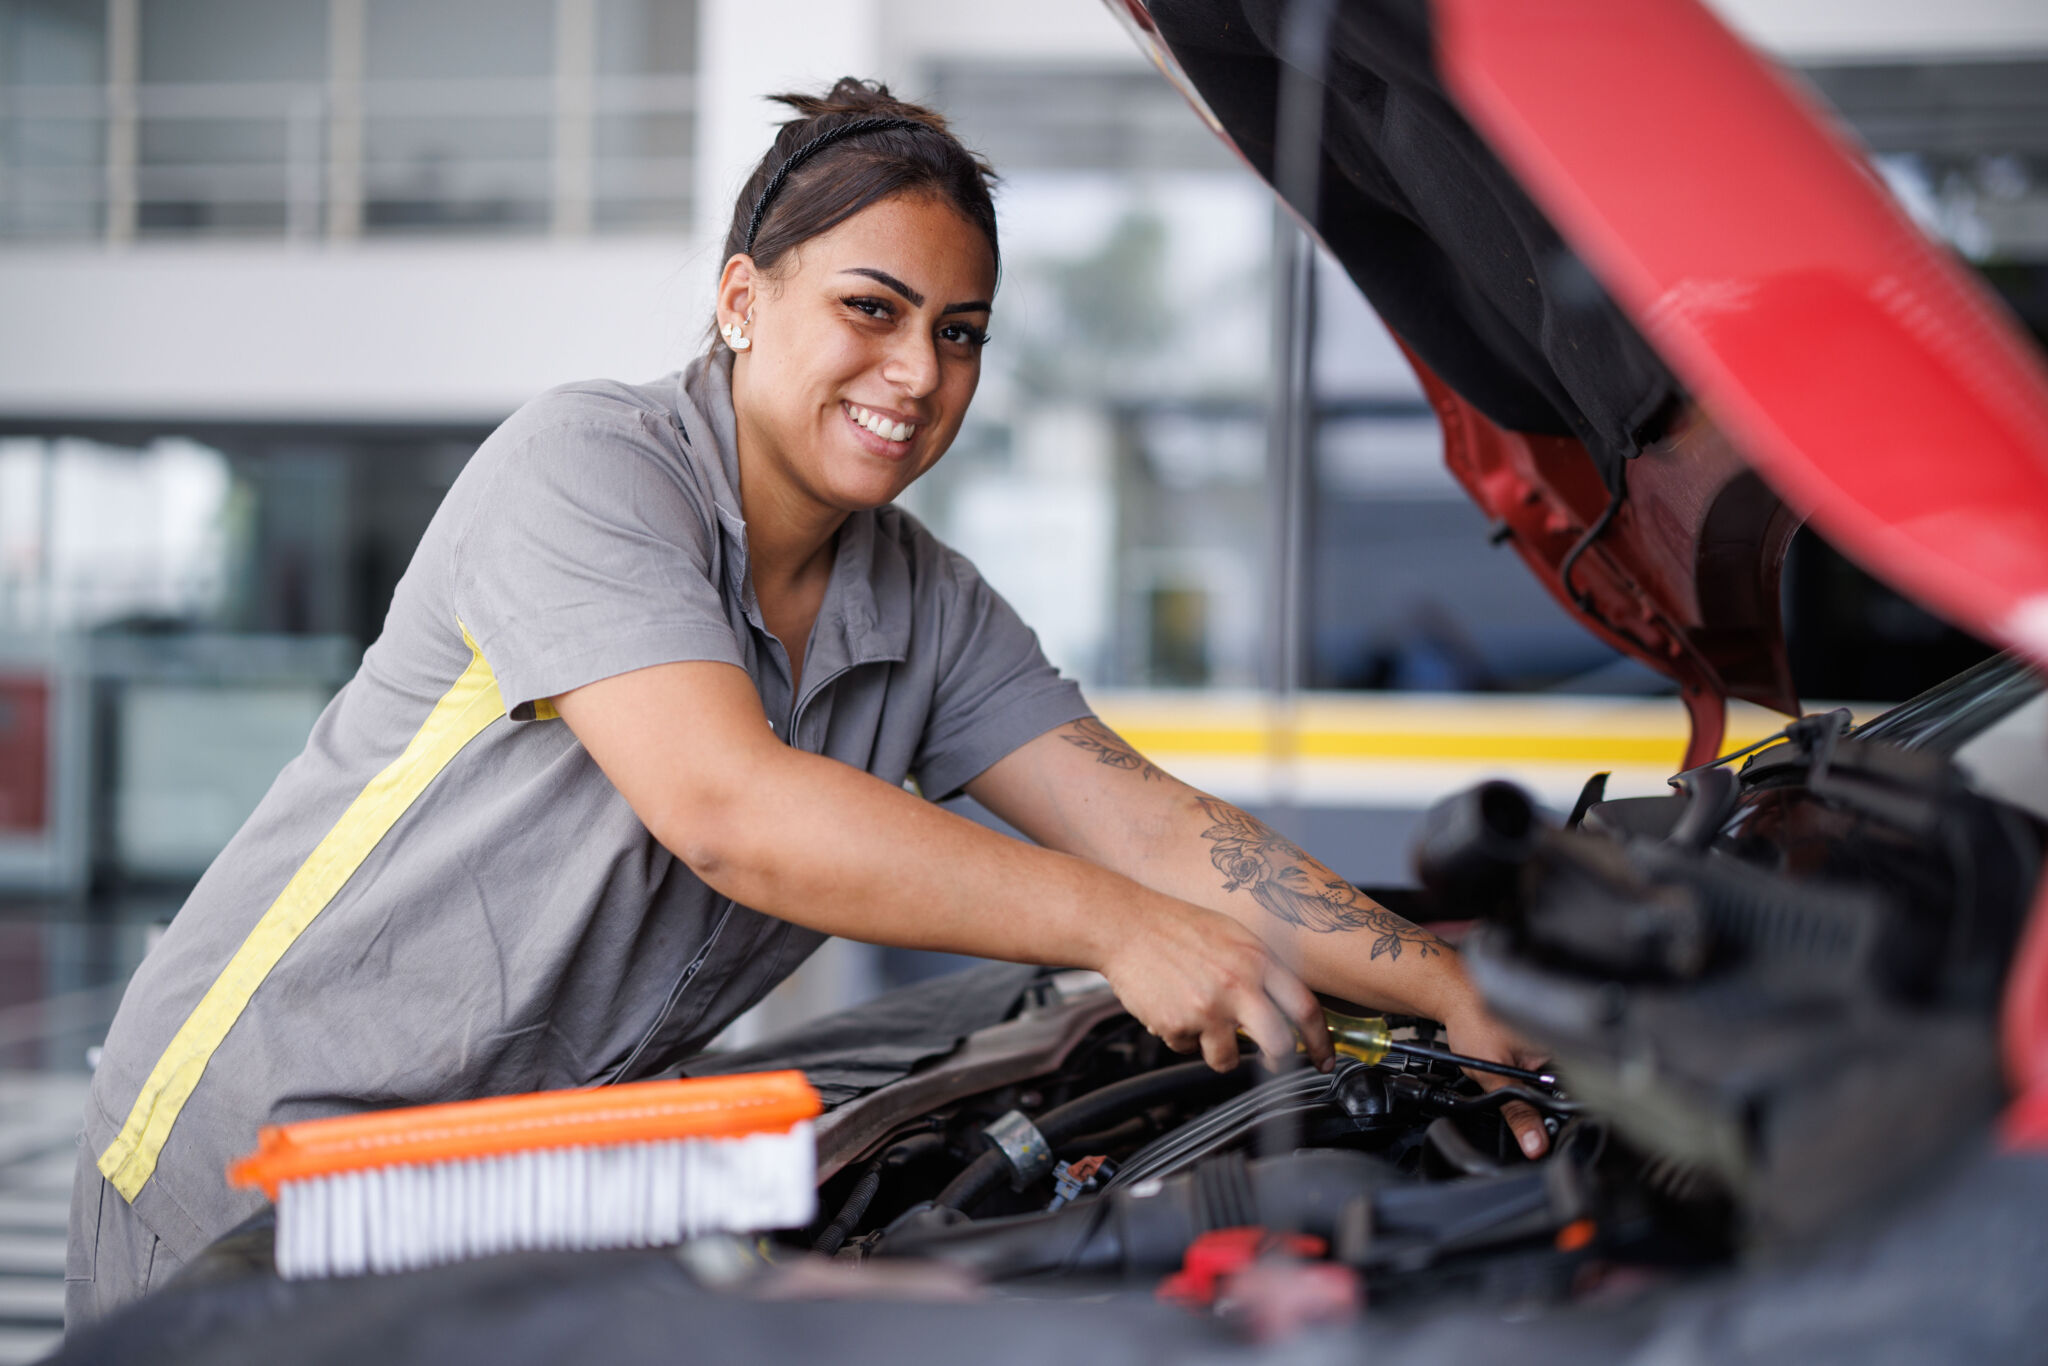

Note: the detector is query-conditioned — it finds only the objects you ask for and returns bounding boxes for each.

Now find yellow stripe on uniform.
[97,627,509,1201]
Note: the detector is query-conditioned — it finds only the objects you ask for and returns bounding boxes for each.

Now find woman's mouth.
[843,402,918,445]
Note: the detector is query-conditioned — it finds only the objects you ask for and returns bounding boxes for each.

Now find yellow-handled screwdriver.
[1254,1007,1559,1088]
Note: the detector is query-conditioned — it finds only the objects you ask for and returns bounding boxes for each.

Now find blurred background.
[0,0,2043,1351]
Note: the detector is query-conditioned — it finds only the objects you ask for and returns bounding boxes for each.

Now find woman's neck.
[733,432,845,599]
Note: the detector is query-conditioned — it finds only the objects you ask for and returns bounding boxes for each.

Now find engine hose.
[1054,1115,1150,1157]
[934,1060,1254,1213]
[813,1165,883,1255]
[1450,1084,1583,1117]
[814,1130,945,1255]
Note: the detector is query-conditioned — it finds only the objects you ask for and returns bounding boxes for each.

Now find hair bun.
[770,78,953,137]
[713,77,999,351]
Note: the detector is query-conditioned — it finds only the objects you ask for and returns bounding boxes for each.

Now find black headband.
[742,116,925,256]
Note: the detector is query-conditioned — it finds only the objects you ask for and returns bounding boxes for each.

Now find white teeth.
[846,403,915,443]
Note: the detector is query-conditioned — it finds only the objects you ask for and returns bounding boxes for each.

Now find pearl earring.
[722,317,752,351]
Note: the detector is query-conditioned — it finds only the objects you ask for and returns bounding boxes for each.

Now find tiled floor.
[0,1072,88,1363]
[0,907,157,1365]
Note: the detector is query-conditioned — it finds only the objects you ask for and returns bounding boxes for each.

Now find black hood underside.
[1146,0,1683,489]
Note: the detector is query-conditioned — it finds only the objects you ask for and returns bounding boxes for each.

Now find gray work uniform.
[69,350,1089,1328]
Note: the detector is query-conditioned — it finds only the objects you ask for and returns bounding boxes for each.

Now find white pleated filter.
[272,1121,817,1279]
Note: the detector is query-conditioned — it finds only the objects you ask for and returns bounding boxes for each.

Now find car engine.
[709,656,2042,1309]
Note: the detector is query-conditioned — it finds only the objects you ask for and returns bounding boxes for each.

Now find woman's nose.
[881,329,940,398]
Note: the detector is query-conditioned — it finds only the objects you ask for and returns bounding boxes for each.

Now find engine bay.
[739,656,2042,1312]
[810,992,1633,1311]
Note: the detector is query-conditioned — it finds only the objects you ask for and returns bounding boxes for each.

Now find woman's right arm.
[552,659,1332,1073]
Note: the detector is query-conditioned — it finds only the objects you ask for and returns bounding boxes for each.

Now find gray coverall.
[68,350,1088,1328]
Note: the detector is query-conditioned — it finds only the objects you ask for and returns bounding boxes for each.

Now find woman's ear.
[715,254,757,332]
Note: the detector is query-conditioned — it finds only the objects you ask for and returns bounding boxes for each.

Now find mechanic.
[68,79,1546,1328]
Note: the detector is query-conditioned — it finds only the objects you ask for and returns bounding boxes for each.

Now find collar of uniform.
[676,352,912,675]
[678,350,751,604]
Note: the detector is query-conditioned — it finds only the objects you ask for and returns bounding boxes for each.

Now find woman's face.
[721,192,995,519]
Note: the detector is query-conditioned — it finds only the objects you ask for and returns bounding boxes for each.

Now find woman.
[68,80,1543,1327]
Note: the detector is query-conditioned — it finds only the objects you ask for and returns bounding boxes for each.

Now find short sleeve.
[452,401,745,718]
[911,546,1092,800]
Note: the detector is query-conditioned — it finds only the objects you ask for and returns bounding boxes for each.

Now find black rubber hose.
[1053,1115,1150,1157]
[814,1165,884,1255]
[933,1060,1254,1213]
[1424,1116,1505,1177]
[931,1152,1010,1216]
[814,1130,944,1255]
[1450,1084,1583,1117]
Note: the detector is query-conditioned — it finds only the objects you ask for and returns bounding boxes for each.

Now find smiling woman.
[72,77,1544,1331]
[722,194,994,579]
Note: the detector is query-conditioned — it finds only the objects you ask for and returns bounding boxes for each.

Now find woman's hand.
[1441,1000,1553,1159]
[1098,900,1334,1075]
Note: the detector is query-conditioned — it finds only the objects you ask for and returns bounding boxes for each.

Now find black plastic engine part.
[1413,780,1540,920]
[876,1146,1587,1282]
[1443,697,2041,1244]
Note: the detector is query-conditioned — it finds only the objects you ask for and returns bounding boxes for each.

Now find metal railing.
[0,71,695,241]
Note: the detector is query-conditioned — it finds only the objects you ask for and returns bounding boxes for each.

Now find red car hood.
[1110,0,2048,1146]
[1107,0,2048,765]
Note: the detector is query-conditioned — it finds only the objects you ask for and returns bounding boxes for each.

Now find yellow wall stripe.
[1103,725,1742,767]
[97,632,507,1201]
[1089,694,1813,772]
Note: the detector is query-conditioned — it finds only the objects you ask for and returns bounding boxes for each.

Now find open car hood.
[1108,0,2048,1148]
[1106,0,2048,770]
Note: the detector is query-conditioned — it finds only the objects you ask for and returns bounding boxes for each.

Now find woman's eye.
[844,296,892,319]
[940,323,991,348]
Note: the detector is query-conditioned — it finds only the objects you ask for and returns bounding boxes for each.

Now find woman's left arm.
[966,716,1551,1156]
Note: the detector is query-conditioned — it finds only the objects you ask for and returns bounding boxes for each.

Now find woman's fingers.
[1199,1022,1242,1072]
[1262,964,1333,1071]
[1106,901,1333,1075]
[1495,1094,1548,1158]
[1442,1001,1553,1158]
[1233,993,1299,1072]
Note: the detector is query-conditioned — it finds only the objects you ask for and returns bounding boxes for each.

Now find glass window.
[0,0,106,238]
[0,436,237,633]
[591,0,694,232]
[366,0,552,80]
[361,0,553,233]
[0,0,101,84]
[1,0,699,240]
[131,0,325,236]
[909,64,1274,691]
[138,0,324,82]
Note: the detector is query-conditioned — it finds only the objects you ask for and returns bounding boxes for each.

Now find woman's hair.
[723,78,1000,285]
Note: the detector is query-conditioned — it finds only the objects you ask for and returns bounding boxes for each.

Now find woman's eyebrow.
[841,267,924,307]
[840,267,991,316]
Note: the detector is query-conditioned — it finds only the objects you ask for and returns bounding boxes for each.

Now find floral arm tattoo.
[1196,797,1445,961]
[1060,717,1165,781]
